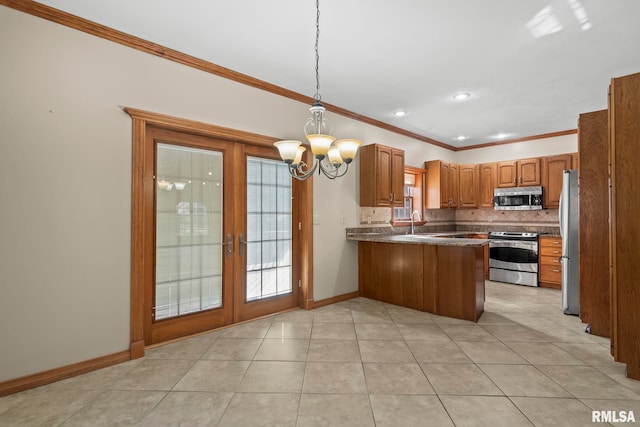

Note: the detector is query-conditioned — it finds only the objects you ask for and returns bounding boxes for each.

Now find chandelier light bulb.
[274,140,302,164]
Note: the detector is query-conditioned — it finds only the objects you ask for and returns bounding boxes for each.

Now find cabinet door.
[542,154,572,208]
[391,149,405,206]
[459,164,479,208]
[496,161,517,187]
[449,163,459,208]
[518,158,541,186]
[440,162,451,207]
[479,163,497,208]
[375,145,394,206]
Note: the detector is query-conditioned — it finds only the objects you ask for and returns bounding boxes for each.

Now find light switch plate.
[313,215,320,225]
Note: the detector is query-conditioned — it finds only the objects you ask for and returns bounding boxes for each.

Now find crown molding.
[455,129,578,151]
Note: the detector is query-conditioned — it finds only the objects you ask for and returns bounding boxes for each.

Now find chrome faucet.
[410,210,421,234]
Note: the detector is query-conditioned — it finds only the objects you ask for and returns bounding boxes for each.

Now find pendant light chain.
[313,0,321,101]
[272,0,362,181]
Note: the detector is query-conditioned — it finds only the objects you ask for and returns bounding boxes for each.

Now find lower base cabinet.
[539,236,562,289]
[358,241,485,321]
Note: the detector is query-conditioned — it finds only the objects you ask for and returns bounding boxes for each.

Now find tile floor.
[2,281,640,426]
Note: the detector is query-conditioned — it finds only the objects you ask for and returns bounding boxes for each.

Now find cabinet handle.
[513,177,516,183]
[552,269,561,273]
[519,176,523,184]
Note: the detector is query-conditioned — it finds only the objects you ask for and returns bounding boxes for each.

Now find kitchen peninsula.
[347,232,487,322]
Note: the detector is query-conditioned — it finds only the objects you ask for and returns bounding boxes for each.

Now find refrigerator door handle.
[558,190,563,239]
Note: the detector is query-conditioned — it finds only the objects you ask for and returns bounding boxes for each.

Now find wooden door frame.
[126,108,313,359]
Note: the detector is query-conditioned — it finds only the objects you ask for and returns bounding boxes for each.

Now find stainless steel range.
[489,231,539,286]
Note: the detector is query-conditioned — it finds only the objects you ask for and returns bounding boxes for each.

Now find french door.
[144,126,300,345]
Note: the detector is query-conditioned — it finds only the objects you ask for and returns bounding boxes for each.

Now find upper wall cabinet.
[496,158,541,188]
[479,162,497,208]
[542,154,573,208]
[359,144,405,207]
[425,160,459,208]
[459,164,480,208]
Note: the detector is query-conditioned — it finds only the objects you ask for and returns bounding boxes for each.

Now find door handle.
[239,233,245,257]
[221,234,233,257]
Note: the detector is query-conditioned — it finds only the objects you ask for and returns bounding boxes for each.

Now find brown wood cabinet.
[539,236,562,289]
[458,164,480,208]
[496,158,541,188]
[425,160,459,208]
[496,160,517,187]
[358,241,484,321]
[359,144,404,207]
[578,110,609,338]
[609,72,640,379]
[542,154,573,208]
[479,162,497,208]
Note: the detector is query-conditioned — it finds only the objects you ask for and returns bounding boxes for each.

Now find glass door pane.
[245,157,293,301]
[155,144,224,320]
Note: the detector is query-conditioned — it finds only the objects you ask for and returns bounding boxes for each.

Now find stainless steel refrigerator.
[559,169,579,315]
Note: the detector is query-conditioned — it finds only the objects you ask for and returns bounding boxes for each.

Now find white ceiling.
[36,0,640,148]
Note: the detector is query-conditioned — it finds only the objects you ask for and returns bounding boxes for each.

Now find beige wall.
[0,6,582,382]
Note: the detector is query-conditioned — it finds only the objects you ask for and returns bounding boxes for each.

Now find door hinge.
[298,222,302,230]
[298,279,302,288]
[151,306,156,320]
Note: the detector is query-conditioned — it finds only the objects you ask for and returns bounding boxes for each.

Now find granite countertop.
[346,231,489,247]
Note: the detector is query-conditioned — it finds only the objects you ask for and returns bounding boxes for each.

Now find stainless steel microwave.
[494,186,543,210]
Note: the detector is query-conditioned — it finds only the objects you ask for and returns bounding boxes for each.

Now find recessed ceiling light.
[453,92,470,101]
[393,110,408,117]
[455,135,468,141]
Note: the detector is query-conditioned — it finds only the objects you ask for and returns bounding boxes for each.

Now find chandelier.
[274,0,362,180]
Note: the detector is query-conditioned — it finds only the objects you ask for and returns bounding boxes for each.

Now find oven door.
[489,240,538,272]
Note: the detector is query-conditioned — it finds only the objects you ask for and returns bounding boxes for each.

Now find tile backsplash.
[358,207,559,234]
[454,208,559,234]
[359,207,393,226]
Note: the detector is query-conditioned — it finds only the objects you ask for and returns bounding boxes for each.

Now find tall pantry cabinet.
[609,72,640,379]
[578,110,610,338]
